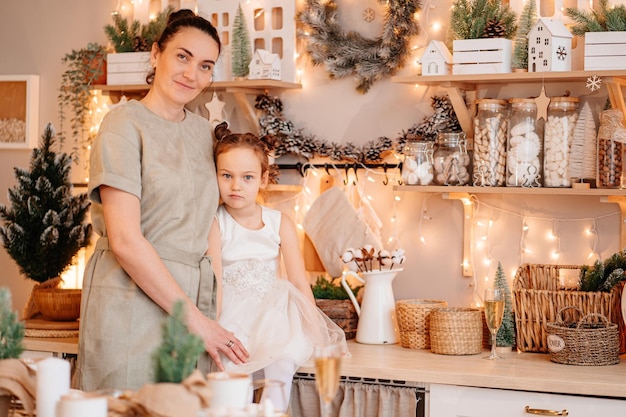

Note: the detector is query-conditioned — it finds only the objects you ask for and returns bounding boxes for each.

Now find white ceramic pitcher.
[341,268,402,344]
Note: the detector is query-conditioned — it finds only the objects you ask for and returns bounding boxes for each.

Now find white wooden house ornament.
[419,40,453,76]
[197,0,296,82]
[249,49,281,80]
[527,18,573,73]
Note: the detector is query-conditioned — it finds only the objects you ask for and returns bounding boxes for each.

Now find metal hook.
[325,164,331,176]
[344,166,350,185]
[382,163,389,185]
[352,163,359,185]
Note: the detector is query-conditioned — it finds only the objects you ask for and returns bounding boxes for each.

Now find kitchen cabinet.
[93,79,301,134]
[391,70,626,276]
[430,384,626,417]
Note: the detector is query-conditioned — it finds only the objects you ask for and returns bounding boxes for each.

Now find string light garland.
[298,0,422,93]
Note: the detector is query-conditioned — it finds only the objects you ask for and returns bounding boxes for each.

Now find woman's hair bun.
[167,9,196,25]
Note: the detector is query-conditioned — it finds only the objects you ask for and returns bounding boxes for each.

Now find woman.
[75,9,248,391]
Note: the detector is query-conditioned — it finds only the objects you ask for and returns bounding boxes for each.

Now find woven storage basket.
[546,307,620,366]
[513,264,625,354]
[430,307,482,355]
[33,288,81,321]
[396,299,448,349]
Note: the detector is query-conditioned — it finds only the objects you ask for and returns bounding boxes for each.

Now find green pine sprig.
[579,250,626,292]
[447,0,518,46]
[565,0,626,35]
[0,287,25,360]
[153,300,205,383]
[311,275,361,300]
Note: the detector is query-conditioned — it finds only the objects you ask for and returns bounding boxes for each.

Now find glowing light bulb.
[420,236,426,244]
[431,21,442,32]
[394,196,401,202]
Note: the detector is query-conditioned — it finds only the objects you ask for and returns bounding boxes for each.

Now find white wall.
[0,0,623,316]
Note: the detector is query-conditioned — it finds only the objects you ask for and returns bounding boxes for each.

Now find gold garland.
[298,0,421,94]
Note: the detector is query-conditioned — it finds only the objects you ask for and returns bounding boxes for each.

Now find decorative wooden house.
[249,49,281,80]
[419,40,453,76]
[527,18,573,73]
[197,0,296,82]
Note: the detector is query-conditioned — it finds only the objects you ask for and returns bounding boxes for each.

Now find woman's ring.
[226,340,234,348]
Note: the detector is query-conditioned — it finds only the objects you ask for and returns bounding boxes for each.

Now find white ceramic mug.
[207,372,252,410]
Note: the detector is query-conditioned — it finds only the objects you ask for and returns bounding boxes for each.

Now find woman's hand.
[189,308,249,371]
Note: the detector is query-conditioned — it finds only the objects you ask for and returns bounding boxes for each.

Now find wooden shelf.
[392,70,626,140]
[394,185,626,196]
[92,80,302,134]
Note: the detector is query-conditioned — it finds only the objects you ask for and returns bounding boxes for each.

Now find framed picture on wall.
[0,74,39,149]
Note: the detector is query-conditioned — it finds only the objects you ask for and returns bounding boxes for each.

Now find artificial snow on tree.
[0,287,24,360]
[493,262,515,348]
[153,300,205,383]
[0,123,92,285]
[231,3,252,79]
[408,95,462,141]
[569,101,597,182]
[512,0,537,70]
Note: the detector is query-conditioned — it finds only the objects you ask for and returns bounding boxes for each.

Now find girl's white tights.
[255,360,296,412]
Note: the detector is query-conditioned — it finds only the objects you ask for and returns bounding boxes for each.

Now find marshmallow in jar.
[507,98,542,187]
[402,137,434,185]
[433,131,471,186]
[543,96,579,187]
[472,99,508,187]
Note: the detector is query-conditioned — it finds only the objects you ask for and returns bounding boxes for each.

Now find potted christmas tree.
[493,262,515,352]
[0,123,92,321]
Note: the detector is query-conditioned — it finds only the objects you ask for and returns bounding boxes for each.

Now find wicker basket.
[33,288,81,321]
[546,307,620,366]
[396,299,448,349]
[513,264,625,354]
[430,307,483,355]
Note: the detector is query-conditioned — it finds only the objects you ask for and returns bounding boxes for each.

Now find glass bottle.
[402,137,434,185]
[472,99,508,186]
[433,131,471,186]
[597,109,626,189]
[543,96,579,187]
[507,98,542,187]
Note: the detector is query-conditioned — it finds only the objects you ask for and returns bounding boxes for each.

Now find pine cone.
[133,36,150,52]
[481,19,506,38]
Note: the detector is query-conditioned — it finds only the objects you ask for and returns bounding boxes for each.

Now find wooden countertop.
[298,341,626,399]
[23,336,78,355]
[23,337,625,398]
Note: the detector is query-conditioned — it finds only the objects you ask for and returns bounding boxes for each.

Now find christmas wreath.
[298,0,421,94]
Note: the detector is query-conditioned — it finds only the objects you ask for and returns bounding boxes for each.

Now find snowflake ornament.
[586,75,602,92]
[556,45,567,61]
[363,7,375,23]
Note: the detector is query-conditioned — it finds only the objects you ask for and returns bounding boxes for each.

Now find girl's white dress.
[216,204,348,373]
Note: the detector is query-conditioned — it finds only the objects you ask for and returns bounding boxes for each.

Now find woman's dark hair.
[146,9,221,84]
[214,122,276,175]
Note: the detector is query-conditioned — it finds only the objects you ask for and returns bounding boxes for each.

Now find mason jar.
[597,108,625,189]
[433,131,471,186]
[507,98,542,187]
[402,137,434,185]
[544,96,579,187]
[472,99,508,186]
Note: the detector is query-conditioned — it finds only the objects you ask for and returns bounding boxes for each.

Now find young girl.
[207,122,348,410]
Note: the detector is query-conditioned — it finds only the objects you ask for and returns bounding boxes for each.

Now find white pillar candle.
[36,357,70,417]
[56,392,107,417]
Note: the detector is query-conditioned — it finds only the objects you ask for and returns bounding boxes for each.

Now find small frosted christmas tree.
[153,300,205,383]
[494,262,515,347]
[0,123,92,284]
[0,287,24,360]
[512,0,537,70]
[231,3,252,78]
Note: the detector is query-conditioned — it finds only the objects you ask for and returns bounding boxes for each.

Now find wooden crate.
[584,31,626,70]
[107,52,150,85]
[315,299,358,339]
[453,38,512,75]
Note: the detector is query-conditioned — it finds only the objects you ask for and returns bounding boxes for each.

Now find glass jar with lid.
[544,96,579,187]
[402,136,434,185]
[507,98,542,187]
[472,99,508,186]
[433,131,471,186]
[597,108,626,189]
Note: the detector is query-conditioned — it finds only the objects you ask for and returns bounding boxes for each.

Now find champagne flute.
[314,344,342,417]
[484,287,505,360]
